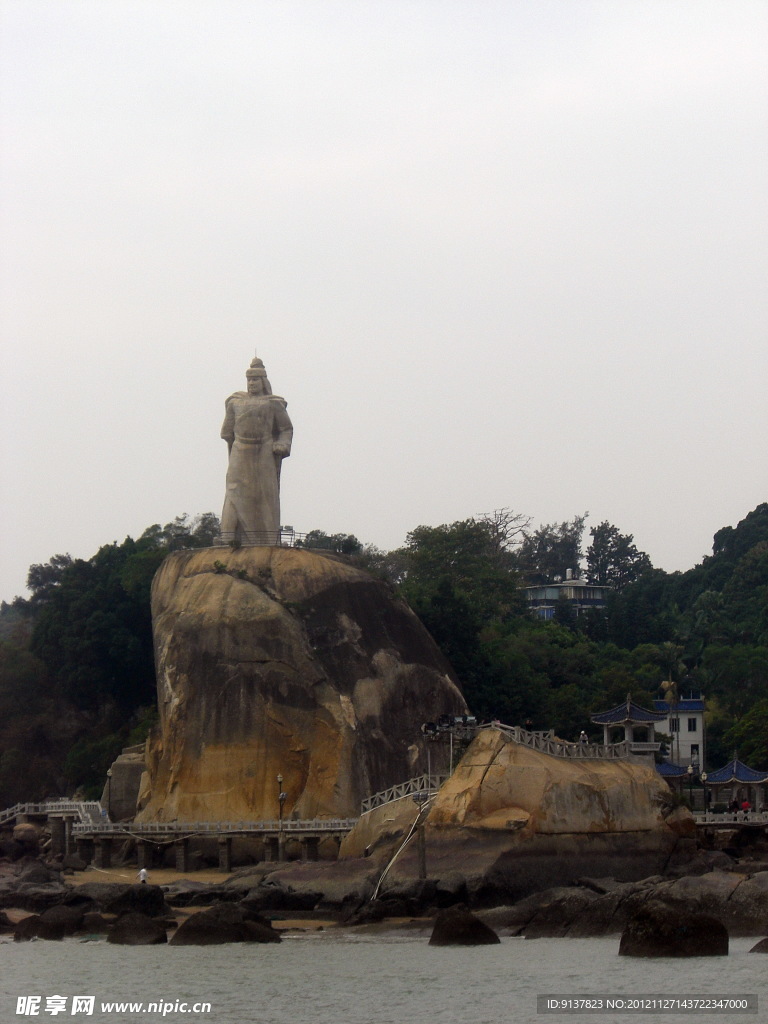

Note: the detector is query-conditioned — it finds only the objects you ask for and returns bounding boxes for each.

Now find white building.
[653,696,706,768]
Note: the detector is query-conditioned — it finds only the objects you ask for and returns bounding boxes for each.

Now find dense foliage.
[1,504,766,803]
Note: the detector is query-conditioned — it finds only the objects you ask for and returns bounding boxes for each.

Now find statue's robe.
[220,391,293,542]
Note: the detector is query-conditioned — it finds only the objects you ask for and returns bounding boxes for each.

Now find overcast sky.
[1,0,766,602]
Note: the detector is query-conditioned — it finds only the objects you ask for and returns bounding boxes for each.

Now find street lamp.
[278,774,286,856]
[105,769,113,821]
[700,771,708,818]
[687,764,694,808]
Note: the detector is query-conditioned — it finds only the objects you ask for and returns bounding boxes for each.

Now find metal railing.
[71,817,358,838]
[0,801,103,825]
[361,774,448,814]
[493,724,633,760]
[694,810,768,825]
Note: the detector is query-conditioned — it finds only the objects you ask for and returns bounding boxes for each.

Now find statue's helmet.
[245,356,272,394]
[245,356,267,379]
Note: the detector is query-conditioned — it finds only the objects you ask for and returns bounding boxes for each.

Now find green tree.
[586,521,652,590]
[723,699,768,770]
[518,514,588,584]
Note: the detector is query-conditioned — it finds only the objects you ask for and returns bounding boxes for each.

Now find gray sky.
[1,0,767,602]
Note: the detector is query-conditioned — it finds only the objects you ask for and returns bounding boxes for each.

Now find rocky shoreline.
[2,845,768,948]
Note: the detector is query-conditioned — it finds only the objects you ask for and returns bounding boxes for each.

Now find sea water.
[0,933,762,1024]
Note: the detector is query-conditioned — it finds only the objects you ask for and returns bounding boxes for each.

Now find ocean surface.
[1,932,762,1024]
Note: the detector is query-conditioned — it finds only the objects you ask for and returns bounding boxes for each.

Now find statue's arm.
[272,400,293,459]
[221,398,236,454]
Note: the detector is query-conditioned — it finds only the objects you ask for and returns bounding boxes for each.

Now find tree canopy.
[1,502,767,804]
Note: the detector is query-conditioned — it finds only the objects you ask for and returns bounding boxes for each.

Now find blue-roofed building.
[590,695,665,759]
[701,758,768,812]
[653,695,706,769]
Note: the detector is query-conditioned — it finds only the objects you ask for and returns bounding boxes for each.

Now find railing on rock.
[493,723,632,760]
[71,817,358,837]
[361,774,449,814]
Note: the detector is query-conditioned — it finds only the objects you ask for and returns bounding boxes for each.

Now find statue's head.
[245,356,272,396]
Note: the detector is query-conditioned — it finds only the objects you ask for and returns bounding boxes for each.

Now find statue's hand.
[273,443,291,458]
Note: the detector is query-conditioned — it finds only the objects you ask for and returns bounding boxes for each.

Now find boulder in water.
[619,902,728,957]
[429,907,500,946]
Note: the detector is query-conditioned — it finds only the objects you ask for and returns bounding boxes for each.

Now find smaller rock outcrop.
[108,913,168,945]
[429,907,500,946]
[169,904,281,945]
[749,938,768,953]
[619,903,728,957]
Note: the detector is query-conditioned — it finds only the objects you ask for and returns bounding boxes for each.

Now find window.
[690,744,699,765]
[669,718,679,732]
[688,718,697,732]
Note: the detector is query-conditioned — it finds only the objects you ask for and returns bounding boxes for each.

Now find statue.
[219,355,293,545]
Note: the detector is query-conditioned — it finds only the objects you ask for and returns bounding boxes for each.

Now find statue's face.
[247,377,266,395]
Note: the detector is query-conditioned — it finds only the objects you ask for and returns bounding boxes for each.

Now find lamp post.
[276,773,287,860]
[700,771,708,819]
[687,764,694,808]
[105,769,113,821]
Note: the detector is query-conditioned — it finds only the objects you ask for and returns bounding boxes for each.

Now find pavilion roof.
[591,694,667,725]
[704,759,768,785]
[653,699,706,713]
[656,762,691,779]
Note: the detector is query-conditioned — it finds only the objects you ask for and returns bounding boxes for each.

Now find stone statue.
[219,355,293,545]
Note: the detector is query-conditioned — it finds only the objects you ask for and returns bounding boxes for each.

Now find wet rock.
[14,915,43,941]
[165,885,241,908]
[170,903,281,945]
[36,905,85,938]
[666,851,736,877]
[429,906,501,946]
[749,937,768,953]
[239,881,321,912]
[619,902,728,957]
[79,912,111,934]
[61,853,88,872]
[74,883,169,918]
[108,912,168,945]
[0,883,68,913]
[16,861,59,885]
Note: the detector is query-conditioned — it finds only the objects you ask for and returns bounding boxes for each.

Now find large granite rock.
[138,547,466,822]
[341,727,692,903]
[619,902,729,957]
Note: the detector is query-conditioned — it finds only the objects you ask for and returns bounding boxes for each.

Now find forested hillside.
[1,505,766,802]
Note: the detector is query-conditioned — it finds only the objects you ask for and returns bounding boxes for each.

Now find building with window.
[523,570,611,621]
[652,695,706,768]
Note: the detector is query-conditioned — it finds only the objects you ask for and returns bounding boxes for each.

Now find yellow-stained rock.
[138,546,466,822]
[427,728,672,835]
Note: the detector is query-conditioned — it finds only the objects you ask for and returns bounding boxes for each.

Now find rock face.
[102,745,146,822]
[138,547,466,822]
[342,728,692,903]
[429,907,500,946]
[619,902,729,957]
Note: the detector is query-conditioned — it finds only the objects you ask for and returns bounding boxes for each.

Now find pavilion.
[701,757,768,812]
[590,694,665,758]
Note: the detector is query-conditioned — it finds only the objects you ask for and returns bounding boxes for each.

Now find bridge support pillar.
[218,837,232,873]
[94,837,112,869]
[174,838,190,873]
[263,837,279,862]
[64,816,75,856]
[76,837,94,865]
[300,836,320,862]
[49,816,66,860]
